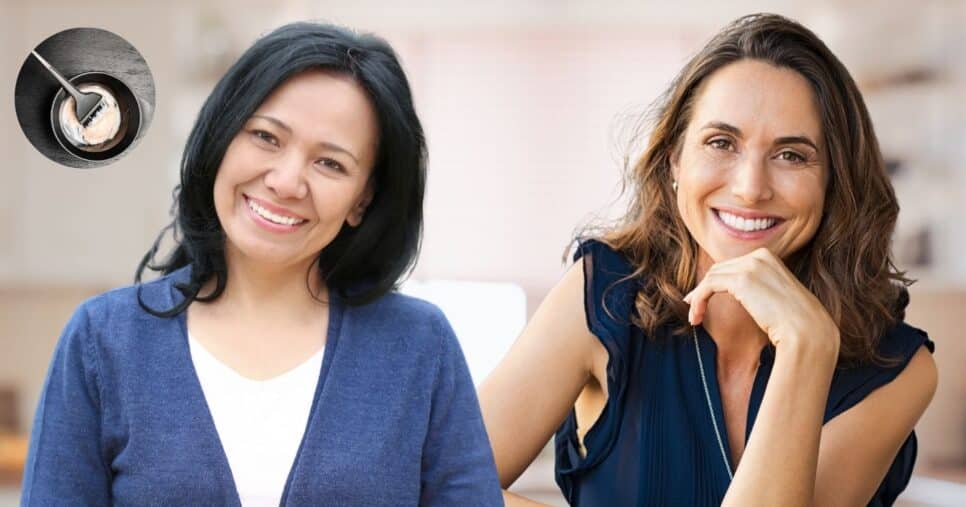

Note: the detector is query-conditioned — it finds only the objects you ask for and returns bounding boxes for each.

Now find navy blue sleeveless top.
[554,239,935,506]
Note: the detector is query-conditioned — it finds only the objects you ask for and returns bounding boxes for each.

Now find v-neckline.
[188,331,326,385]
[694,325,774,479]
[176,292,345,506]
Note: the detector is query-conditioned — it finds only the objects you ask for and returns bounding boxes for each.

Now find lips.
[240,193,311,236]
[711,208,785,240]
[243,194,307,221]
[711,206,783,221]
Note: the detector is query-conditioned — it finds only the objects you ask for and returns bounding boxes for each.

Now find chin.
[225,234,292,264]
[704,243,752,263]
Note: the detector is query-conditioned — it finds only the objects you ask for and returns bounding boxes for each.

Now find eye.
[250,129,279,147]
[315,158,346,173]
[777,150,806,163]
[708,138,734,151]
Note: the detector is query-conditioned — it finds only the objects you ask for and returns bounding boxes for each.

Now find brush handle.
[30,50,84,102]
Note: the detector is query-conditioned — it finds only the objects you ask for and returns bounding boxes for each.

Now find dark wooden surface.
[14,27,155,169]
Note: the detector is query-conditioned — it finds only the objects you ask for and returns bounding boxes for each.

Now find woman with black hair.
[22,22,502,506]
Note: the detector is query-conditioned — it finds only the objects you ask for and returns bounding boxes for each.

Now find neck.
[200,248,328,327]
[695,253,769,376]
[700,294,769,376]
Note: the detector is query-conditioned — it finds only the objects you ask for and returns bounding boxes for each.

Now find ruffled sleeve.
[825,321,936,506]
[554,239,641,503]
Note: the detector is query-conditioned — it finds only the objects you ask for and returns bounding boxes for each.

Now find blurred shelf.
[0,433,26,488]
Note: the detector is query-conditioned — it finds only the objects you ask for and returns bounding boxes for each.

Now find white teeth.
[247,199,304,226]
[717,210,776,232]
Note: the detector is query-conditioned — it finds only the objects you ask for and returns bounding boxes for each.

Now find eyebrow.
[250,114,360,164]
[700,121,819,152]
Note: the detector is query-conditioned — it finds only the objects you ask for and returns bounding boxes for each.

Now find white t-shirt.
[188,332,324,507]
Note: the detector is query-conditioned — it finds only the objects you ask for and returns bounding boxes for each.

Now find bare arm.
[684,248,938,506]
[478,261,605,503]
[722,335,838,506]
[813,345,937,506]
[502,490,554,506]
[723,341,937,507]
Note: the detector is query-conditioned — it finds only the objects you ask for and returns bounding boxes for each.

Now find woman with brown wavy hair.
[479,13,937,507]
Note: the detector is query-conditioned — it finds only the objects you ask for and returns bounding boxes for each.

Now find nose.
[731,153,773,203]
[263,153,308,201]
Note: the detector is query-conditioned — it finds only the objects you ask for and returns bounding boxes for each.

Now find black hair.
[136,21,426,317]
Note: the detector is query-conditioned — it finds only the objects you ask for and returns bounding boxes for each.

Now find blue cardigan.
[21,265,504,506]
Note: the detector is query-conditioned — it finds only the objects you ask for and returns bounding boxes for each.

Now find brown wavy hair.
[593,13,913,368]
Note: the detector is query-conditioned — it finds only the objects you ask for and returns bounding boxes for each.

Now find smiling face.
[212,69,378,274]
[671,58,828,272]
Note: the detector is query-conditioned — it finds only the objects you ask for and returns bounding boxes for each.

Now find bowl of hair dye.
[49,72,142,161]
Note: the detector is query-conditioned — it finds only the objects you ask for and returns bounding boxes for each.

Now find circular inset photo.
[14,27,156,169]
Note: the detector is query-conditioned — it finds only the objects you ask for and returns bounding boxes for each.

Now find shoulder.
[342,290,458,354]
[897,344,938,405]
[572,238,642,344]
[816,322,937,506]
[60,266,192,358]
[352,290,450,330]
[78,265,191,323]
[876,320,935,358]
[572,238,641,298]
[827,320,936,421]
[573,238,636,278]
[339,291,474,396]
[867,320,937,406]
[48,267,191,386]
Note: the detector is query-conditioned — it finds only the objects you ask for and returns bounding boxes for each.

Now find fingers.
[682,250,777,326]
[683,271,731,325]
[680,248,832,349]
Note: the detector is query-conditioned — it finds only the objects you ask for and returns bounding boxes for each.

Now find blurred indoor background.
[1,0,965,505]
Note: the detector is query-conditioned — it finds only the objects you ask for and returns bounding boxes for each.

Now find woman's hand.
[682,247,840,356]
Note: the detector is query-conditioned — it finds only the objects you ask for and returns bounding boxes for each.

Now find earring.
[672,180,678,192]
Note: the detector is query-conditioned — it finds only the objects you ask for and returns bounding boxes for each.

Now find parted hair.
[136,21,426,316]
[596,13,912,367]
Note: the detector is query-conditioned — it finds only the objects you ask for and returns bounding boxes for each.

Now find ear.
[669,148,681,184]
[346,183,374,228]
